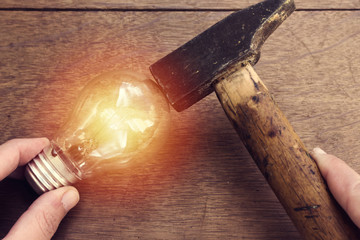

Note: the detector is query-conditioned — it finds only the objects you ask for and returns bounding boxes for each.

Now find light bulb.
[25,70,170,194]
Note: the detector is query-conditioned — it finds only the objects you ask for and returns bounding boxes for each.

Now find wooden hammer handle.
[214,64,360,239]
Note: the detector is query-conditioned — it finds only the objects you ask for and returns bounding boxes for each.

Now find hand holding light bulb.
[25,70,170,194]
[1,138,79,240]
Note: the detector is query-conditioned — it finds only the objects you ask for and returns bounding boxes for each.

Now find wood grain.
[0,9,360,240]
[0,0,359,10]
[215,64,360,239]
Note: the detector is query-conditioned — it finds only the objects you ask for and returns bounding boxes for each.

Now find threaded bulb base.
[25,144,81,194]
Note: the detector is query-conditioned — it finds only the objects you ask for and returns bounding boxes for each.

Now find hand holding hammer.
[150,0,360,238]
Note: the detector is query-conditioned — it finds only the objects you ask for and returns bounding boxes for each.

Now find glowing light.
[25,70,170,194]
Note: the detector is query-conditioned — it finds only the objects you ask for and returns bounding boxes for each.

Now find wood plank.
[0,10,360,239]
[0,0,359,10]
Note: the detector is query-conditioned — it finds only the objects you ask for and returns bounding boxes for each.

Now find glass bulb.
[25,70,170,194]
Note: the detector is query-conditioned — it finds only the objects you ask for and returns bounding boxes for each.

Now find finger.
[4,186,79,240]
[0,138,49,181]
[311,147,360,227]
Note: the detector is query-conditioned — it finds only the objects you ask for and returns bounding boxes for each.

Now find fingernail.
[40,137,50,146]
[61,189,79,212]
[313,147,327,156]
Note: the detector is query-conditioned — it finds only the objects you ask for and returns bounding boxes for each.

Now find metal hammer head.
[150,0,295,111]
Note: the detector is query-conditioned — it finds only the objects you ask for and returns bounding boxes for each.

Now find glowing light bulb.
[25,70,170,194]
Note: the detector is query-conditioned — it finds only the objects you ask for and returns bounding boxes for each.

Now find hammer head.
[150,0,295,111]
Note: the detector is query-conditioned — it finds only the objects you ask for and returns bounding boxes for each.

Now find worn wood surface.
[0,0,360,10]
[0,2,360,239]
[215,64,360,239]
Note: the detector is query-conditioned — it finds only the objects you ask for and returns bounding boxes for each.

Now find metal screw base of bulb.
[25,144,80,194]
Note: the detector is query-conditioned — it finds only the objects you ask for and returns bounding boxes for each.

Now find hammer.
[150,0,360,239]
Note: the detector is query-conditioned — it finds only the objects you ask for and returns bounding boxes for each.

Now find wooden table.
[1,1,360,239]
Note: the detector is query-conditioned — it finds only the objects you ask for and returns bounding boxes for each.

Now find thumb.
[311,147,360,227]
[4,186,79,240]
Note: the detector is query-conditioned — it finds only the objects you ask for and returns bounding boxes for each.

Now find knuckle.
[35,208,60,238]
[321,155,343,178]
